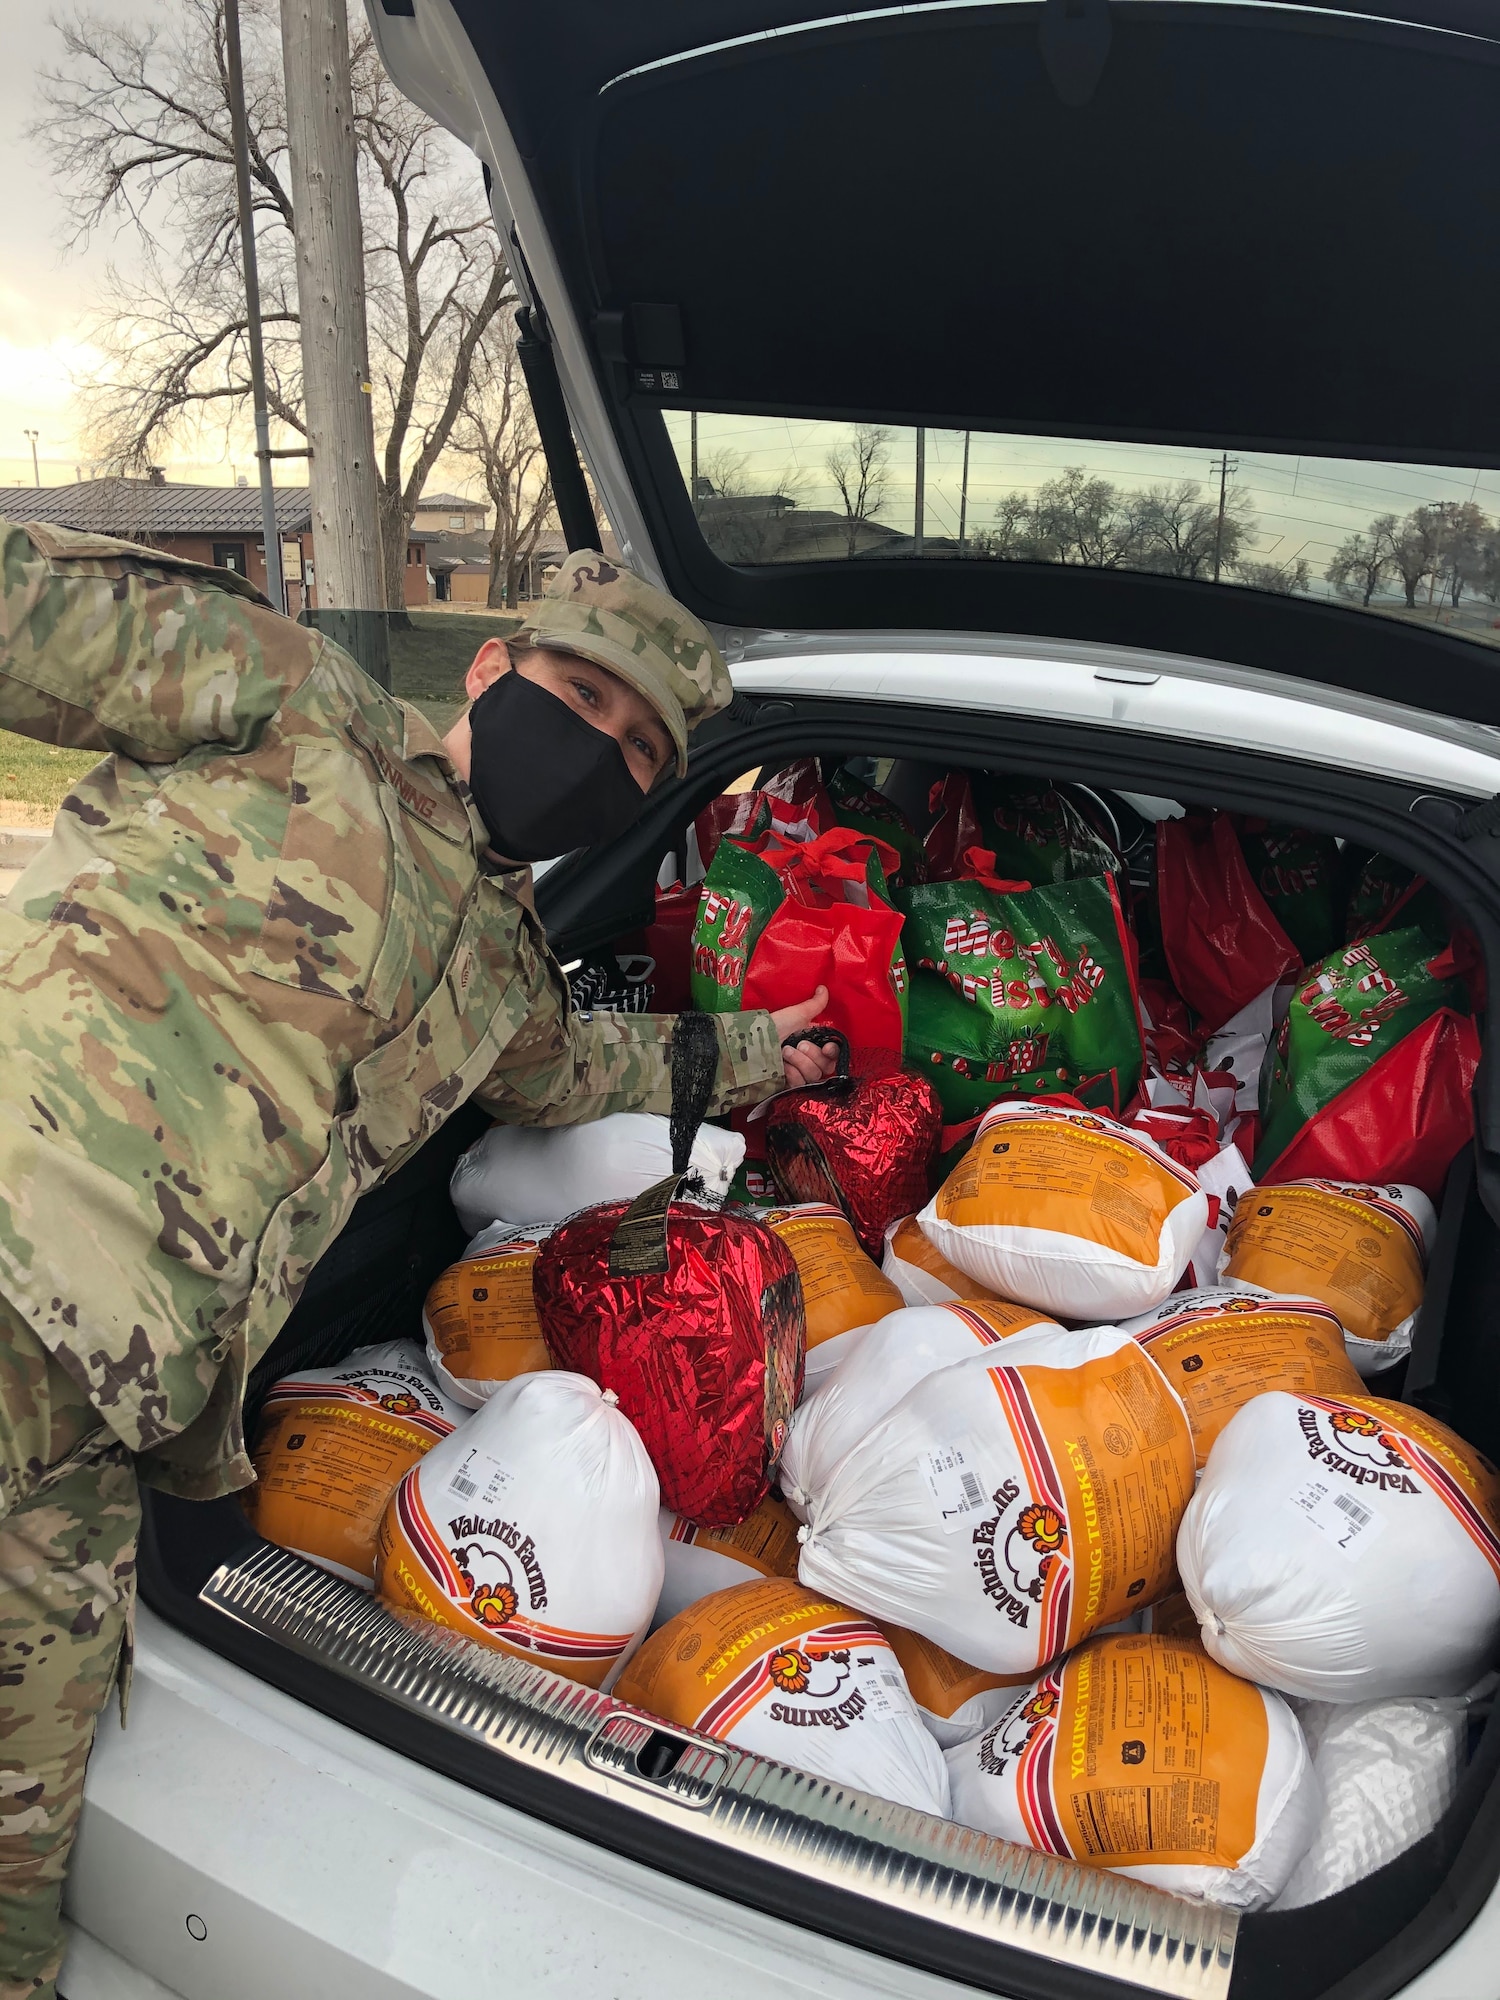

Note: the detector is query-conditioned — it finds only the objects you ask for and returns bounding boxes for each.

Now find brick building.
[0,477,433,614]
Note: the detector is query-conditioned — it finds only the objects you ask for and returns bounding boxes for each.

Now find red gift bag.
[1258,1007,1479,1201]
[640,881,701,1013]
[741,828,908,1054]
[1156,810,1301,1033]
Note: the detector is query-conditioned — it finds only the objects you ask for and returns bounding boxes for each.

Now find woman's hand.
[769,987,842,1087]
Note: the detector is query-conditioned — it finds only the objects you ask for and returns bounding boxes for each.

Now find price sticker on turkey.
[920,1443,990,1533]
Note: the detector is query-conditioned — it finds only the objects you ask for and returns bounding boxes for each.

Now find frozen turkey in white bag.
[651,1493,803,1631]
[1218,1179,1435,1378]
[881,1214,1008,1308]
[376,1371,662,1689]
[1178,1390,1500,1701]
[917,1100,1208,1320]
[450,1112,744,1232]
[946,1633,1319,1910]
[1272,1683,1489,1909]
[616,1578,951,1818]
[797,1322,1196,1674]
[780,1300,1061,1522]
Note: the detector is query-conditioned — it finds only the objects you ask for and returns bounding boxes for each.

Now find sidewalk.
[0,825,48,895]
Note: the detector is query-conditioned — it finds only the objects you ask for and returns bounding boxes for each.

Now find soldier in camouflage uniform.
[0,526,833,1997]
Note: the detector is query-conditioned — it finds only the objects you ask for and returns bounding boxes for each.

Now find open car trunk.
[139,683,1500,2000]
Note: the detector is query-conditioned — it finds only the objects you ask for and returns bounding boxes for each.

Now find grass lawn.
[0,733,102,827]
[386,607,524,736]
[0,608,527,825]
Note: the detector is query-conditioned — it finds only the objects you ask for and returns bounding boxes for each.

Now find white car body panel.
[60,1608,991,2000]
[724,638,1500,799]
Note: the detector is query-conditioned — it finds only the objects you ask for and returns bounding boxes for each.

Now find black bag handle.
[609,1010,721,1277]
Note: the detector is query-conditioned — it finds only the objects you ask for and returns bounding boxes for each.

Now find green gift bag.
[897,847,1145,1122]
[690,826,908,1052]
[1255,925,1474,1191]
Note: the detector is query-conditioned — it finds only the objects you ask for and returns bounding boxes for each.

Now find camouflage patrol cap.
[522,550,731,776]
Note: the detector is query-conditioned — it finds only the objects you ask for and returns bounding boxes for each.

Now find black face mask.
[465,669,653,864]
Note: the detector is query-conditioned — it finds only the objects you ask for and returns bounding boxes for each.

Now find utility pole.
[690,410,699,509]
[279,0,387,676]
[225,0,284,615]
[957,429,971,551]
[914,427,926,558]
[23,431,40,488]
[1210,451,1240,584]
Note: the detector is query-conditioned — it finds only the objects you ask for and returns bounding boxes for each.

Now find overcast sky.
[0,5,130,488]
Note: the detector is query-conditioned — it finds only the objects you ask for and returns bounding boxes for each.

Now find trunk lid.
[371,0,1500,720]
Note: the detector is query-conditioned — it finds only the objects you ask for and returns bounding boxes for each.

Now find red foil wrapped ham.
[766,1056,943,1257]
[533,1200,805,1526]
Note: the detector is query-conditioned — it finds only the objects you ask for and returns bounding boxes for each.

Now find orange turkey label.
[614,1578,856,1725]
[666,1493,803,1578]
[423,1247,552,1382]
[1133,1301,1363,1467]
[936,1117,1196,1268]
[761,1206,904,1349]
[990,1637,1267,1868]
[977,1347,1194,1667]
[880,1622,1032,1717]
[1222,1186,1423,1346]
[247,1383,453,1579]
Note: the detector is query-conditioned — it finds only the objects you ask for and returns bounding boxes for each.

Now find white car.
[61,3,1500,1998]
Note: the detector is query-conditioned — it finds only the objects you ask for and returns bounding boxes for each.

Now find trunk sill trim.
[200,1544,1238,1999]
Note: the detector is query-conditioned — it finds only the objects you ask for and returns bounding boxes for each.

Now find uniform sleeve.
[0,519,320,760]
[471,908,783,1125]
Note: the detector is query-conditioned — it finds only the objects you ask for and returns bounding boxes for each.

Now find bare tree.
[1135,478,1253,580]
[1033,467,1145,569]
[1326,515,1398,606]
[1236,555,1312,595]
[971,490,1052,561]
[1388,508,1443,609]
[450,317,554,609]
[693,450,805,564]
[1425,499,1489,610]
[825,424,891,557]
[35,0,514,610]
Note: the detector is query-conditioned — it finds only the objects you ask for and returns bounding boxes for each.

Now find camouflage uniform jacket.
[0,521,781,1500]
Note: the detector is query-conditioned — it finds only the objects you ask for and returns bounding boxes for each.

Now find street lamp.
[22,431,39,488]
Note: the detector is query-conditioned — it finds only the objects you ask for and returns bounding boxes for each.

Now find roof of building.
[0,479,315,538]
[413,491,484,513]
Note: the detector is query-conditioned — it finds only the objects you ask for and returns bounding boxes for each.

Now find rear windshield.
[665,414,1500,650]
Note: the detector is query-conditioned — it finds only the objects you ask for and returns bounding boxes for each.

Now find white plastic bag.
[917,1100,1208,1320]
[616,1578,951,1817]
[946,1633,1319,1909]
[652,1493,803,1631]
[1272,1684,1488,1908]
[1219,1180,1434,1377]
[1182,1145,1254,1289]
[796,1322,1195,1674]
[247,1339,467,1586]
[1177,1390,1500,1701]
[376,1371,662,1689]
[780,1301,1060,1521]
[450,1112,744,1232]
[881,1215,1007,1309]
